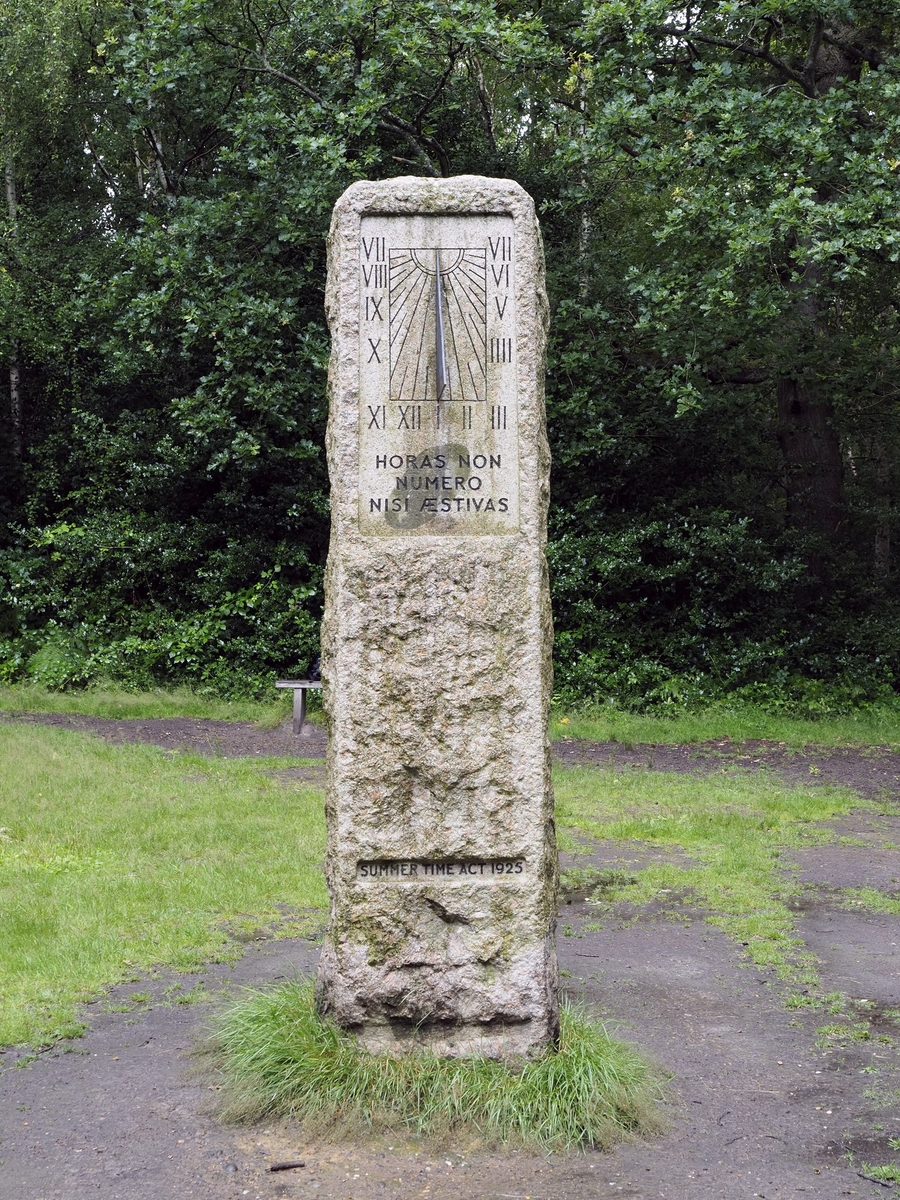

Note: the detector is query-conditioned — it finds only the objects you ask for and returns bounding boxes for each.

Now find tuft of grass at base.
[861,1163,900,1184]
[206,981,666,1150]
[551,704,900,749]
[555,764,866,986]
[0,724,327,1047]
[0,682,295,726]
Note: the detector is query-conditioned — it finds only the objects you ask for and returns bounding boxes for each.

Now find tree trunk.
[776,378,846,540]
[875,449,891,577]
[4,136,21,461]
[770,30,865,562]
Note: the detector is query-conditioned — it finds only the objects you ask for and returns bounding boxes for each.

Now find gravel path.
[2,713,899,1199]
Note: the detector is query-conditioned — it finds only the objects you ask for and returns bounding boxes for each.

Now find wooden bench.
[275,680,323,735]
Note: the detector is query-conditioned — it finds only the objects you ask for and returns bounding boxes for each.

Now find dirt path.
[2,714,899,1199]
[553,735,900,800]
[1,710,329,759]
[8,709,900,798]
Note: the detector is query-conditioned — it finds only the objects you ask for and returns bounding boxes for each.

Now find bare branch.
[396,130,440,176]
[659,26,813,95]
[350,34,365,78]
[822,31,884,70]
[233,61,325,106]
[376,111,443,175]
[470,53,496,151]
[761,18,776,58]
[80,121,119,194]
[412,51,458,125]
[802,15,825,95]
[177,133,229,178]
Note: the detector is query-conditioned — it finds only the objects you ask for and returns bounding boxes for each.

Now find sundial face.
[358,214,519,536]
[389,247,487,403]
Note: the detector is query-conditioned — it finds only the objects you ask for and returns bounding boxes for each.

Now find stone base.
[316,931,559,1059]
[348,1019,556,1060]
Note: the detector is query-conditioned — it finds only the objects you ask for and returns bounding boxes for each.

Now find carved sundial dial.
[357,214,519,536]
[388,247,487,403]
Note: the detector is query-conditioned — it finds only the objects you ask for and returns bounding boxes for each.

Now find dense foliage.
[2,1,899,708]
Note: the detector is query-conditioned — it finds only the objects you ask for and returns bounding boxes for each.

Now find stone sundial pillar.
[317,175,557,1058]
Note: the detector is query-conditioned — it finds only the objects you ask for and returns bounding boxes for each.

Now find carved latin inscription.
[358,215,519,535]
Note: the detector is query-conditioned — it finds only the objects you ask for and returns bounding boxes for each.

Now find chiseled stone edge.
[318,176,556,1058]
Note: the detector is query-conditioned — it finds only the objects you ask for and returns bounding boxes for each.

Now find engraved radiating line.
[465,307,488,351]
[388,253,424,340]
[458,269,486,294]
[389,298,415,359]
[450,260,487,347]
[391,264,420,286]
[458,282,487,312]
[444,272,485,353]
[391,269,431,394]
[411,274,435,398]
[434,249,448,400]
[459,249,487,284]
[458,261,487,293]
[442,265,477,402]
[462,304,488,353]
[389,265,426,343]
[389,252,417,280]
[388,278,418,315]
[444,255,487,400]
[391,253,433,399]
[460,251,487,275]
[444,284,464,401]
[445,274,487,397]
[466,313,488,359]
[388,265,418,301]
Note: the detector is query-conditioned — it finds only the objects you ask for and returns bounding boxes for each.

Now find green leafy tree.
[2,0,900,708]
[569,1,900,552]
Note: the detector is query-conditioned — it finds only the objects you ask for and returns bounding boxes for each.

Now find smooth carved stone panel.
[357,858,527,881]
[319,176,556,1059]
[359,215,519,536]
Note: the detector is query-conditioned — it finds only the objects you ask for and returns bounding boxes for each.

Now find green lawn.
[551,704,900,749]
[4,683,896,747]
[0,695,892,1050]
[0,683,294,725]
[555,764,870,990]
[0,723,326,1046]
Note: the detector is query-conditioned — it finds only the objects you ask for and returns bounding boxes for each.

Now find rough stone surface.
[316,176,557,1057]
